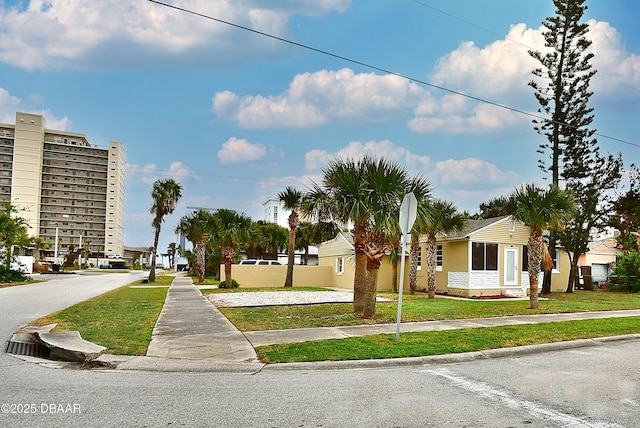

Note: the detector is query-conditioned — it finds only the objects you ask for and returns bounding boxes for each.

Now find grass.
[30,275,170,355]
[219,290,640,331]
[202,286,333,294]
[256,317,640,363]
[25,281,640,362]
[0,278,44,288]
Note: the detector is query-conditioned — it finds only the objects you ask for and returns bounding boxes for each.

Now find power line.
[146,0,640,150]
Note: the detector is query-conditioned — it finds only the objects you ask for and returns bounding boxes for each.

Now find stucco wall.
[221,264,333,288]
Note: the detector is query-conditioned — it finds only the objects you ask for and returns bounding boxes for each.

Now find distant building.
[263,197,288,229]
[262,197,318,265]
[0,112,126,263]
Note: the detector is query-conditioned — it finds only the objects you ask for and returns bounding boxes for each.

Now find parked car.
[238,259,282,265]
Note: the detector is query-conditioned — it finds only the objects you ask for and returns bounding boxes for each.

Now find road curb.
[260,334,640,372]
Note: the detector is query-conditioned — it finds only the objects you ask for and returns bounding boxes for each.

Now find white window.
[436,245,443,272]
[335,257,344,275]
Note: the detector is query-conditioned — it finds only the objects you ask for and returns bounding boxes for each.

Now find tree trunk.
[224,261,232,289]
[541,233,556,295]
[149,252,157,282]
[149,228,161,283]
[391,257,399,293]
[284,227,295,287]
[363,258,380,319]
[426,236,437,299]
[566,250,583,293]
[566,264,578,293]
[408,236,419,295]
[529,274,539,309]
[353,250,367,314]
[352,220,369,314]
[223,244,235,289]
[528,229,543,310]
[196,237,206,284]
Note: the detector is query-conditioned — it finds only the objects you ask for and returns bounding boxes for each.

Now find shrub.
[611,251,640,292]
[0,266,28,283]
[218,279,240,289]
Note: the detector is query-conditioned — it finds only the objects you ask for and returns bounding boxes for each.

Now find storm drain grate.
[6,338,51,358]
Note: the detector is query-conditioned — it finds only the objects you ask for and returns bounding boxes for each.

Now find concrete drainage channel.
[5,324,107,365]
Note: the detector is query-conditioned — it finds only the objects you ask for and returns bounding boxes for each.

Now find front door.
[504,248,519,286]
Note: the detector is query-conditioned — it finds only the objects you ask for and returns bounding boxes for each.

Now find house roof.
[440,216,511,240]
[317,230,354,248]
[586,237,620,254]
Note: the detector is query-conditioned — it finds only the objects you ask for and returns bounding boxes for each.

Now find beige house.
[316,216,571,297]
[433,216,570,297]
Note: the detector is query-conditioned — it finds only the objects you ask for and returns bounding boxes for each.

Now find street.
[1,274,639,427]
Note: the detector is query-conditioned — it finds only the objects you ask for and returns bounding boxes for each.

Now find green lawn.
[30,276,171,355]
[219,290,640,331]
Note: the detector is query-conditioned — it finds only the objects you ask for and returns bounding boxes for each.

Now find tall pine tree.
[529,0,623,293]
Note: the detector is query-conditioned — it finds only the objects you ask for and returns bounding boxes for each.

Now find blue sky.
[1,0,639,253]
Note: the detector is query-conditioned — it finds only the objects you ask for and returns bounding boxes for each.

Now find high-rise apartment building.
[0,112,126,262]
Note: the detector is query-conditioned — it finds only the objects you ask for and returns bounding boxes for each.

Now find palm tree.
[175,209,213,284]
[167,242,178,270]
[303,156,429,318]
[509,184,575,309]
[278,186,303,287]
[149,179,182,282]
[296,222,316,266]
[419,199,465,299]
[386,234,402,293]
[30,236,50,265]
[0,203,29,270]
[302,159,370,314]
[212,208,253,289]
[406,178,434,294]
[259,222,288,260]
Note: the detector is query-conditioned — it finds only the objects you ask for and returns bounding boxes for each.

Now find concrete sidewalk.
[144,275,258,363]
[244,309,640,346]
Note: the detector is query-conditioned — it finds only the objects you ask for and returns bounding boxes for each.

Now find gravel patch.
[207,291,394,308]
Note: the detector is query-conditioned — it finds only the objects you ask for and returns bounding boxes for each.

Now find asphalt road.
[2,274,639,427]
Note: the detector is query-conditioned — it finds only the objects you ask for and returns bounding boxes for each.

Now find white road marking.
[421,368,625,428]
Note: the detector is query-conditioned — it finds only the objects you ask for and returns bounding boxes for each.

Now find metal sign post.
[396,192,417,341]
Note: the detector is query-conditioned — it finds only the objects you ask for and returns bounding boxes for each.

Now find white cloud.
[127,161,198,185]
[211,18,640,134]
[408,98,526,134]
[444,186,515,214]
[587,20,640,100]
[217,137,266,164]
[213,68,425,129]
[166,161,199,180]
[412,19,640,133]
[0,0,350,70]
[305,140,431,172]
[302,142,521,214]
[430,23,542,99]
[431,158,518,185]
[0,88,22,123]
[0,87,70,129]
